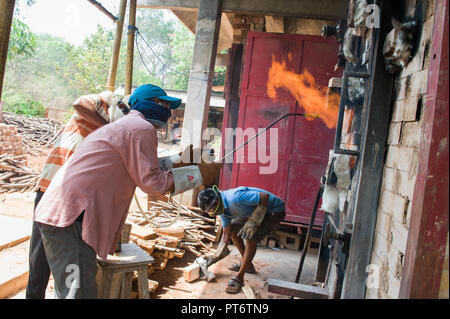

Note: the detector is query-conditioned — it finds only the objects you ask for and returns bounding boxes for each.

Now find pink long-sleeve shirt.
[34,110,173,259]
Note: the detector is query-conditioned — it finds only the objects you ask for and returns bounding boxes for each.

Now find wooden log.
[181,243,201,257]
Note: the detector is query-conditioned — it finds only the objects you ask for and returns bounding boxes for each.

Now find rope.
[130,25,210,84]
[133,191,183,228]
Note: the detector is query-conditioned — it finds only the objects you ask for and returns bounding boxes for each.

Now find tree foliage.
[3,8,224,119]
[61,25,120,95]
[7,18,36,62]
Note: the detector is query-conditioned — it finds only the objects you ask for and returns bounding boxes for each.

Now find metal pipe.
[125,0,137,95]
[220,112,318,162]
[0,0,16,100]
[86,0,118,22]
[294,186,324,284]
[106,0,127,92]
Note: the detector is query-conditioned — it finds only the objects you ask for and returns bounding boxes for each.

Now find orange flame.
[267,55,340,129]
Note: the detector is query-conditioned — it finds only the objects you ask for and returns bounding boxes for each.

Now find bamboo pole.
[0,0,16,100]
[106,0,127,92]
[85,0,118,22]
[124,0,137,95]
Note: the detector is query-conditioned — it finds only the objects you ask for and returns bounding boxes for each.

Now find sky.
[20,0,125,45]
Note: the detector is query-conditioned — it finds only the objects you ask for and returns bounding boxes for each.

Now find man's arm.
[73,96,108,127]
[206,225,231,266]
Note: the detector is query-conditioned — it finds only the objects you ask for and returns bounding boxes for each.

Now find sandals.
[228,262,257,274]
[225,276,244,294]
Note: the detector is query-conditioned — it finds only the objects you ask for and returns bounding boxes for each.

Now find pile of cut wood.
[0,153,39,193]
[127,199,219,276]
[2,112,63,156]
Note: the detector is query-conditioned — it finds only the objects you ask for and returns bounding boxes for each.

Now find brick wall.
[365,0,436,299]
[0,124,23,156]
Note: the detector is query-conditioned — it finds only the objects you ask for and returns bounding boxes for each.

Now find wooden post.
[0,0,16,100]
[125,0,137,95]
[106,0,127,92]
[180,0,222,150]
[179,0,222,205]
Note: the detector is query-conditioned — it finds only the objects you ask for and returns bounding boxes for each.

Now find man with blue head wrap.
[33,84,222,298]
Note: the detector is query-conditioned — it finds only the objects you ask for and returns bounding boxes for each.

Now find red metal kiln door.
[230,31,340,226]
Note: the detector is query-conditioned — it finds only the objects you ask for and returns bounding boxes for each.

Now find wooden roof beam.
[137,0,348,20]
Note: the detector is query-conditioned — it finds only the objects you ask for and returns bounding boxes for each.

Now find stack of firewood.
[2,112,63,156]
[0,153,39,193]
[128,199,219,275]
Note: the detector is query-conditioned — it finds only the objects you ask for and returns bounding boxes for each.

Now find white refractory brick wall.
[0,124,23,156]
[365,0,436,299]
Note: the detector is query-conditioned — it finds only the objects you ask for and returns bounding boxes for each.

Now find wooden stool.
[97,242,154,299]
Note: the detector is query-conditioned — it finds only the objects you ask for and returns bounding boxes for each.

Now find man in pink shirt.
[34,92,221,298]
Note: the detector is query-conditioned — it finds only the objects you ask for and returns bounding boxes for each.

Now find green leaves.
[7,18,36,61]
[61,25,119,95]
[2,93,46,117]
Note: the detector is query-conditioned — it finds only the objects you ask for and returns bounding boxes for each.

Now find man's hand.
[237,205,268,240]
[205,241,230,267]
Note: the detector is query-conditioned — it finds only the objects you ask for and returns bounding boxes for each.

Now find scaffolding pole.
[106,0,127,92]
[86,0,117,22]
[125,0,137,95]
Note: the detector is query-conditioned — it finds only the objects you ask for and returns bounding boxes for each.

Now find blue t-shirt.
[219,187,285,228]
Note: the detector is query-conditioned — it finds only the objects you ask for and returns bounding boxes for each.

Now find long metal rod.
[220,112,316,162]
[86,0,118,21]
[295,186,324,284]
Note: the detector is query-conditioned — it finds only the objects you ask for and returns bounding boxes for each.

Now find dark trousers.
[38,211,98,299]
[26,190,51,299]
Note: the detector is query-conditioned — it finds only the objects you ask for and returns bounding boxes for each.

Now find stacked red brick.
[0,124,23,156]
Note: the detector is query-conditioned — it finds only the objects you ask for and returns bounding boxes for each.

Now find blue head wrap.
[131,100,171,129]
[128,84,182,109]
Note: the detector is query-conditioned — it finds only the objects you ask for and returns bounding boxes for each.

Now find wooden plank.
[131,225,157,240]
[242,284,258,299]
[268,279,329,299]
[155,225,185,238]
[97,243,154,267]
[183,263,201,282]
[137,0,347,20]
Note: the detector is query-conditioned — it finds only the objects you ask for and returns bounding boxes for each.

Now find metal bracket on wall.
[333,71,371,156]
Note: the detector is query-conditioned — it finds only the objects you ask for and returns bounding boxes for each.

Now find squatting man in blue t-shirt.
[197,186,286,294]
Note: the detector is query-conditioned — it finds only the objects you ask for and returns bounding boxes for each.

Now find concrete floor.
[148,244,319,299]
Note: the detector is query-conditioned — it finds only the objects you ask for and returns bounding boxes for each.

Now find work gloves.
[196,162,223,186]
[237,205,268,240]
[205,241,230,267]
[166,144,223,195]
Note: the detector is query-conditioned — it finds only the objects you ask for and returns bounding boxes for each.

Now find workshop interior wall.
[365,0,436,299]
